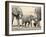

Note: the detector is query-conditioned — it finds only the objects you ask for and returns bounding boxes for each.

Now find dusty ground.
[12,25,41,31]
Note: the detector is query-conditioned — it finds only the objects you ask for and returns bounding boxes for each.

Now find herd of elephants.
[12,6,41,27]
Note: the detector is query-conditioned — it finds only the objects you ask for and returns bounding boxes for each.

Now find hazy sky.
[19,6,37,16]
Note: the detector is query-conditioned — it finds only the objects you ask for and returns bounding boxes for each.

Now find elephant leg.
[22,21,24,25]
[12,15,14,24]
[25,22,27,27]
[37,22,40,27]
[28,21,30,27]
[34,23,36,27]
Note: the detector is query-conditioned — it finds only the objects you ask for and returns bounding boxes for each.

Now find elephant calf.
[22,16,31,27]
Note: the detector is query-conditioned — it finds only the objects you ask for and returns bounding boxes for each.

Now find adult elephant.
[12,6,23,25]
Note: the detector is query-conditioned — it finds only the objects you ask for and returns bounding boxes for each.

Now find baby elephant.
[22,16,31,27]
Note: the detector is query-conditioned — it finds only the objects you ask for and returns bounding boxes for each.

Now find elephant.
[12,6,23,25]
[32,17,41,27]
[22,15,31,27]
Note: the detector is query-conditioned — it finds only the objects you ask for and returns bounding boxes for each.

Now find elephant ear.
[12,6,18,15]
[12,6,23,16]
